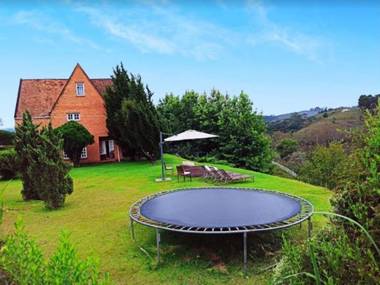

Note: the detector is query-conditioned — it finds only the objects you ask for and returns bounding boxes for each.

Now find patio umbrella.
[157,130,218,182]
[165,130,218,142]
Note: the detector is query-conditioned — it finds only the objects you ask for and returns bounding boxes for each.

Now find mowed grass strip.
[0,154,331,284]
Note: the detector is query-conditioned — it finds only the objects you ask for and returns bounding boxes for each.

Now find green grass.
[0,154,331,284]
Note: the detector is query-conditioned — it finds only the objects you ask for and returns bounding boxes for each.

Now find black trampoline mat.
[140,188,302,228]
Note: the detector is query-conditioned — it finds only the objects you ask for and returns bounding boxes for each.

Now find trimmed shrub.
[56,121,94,167]
[0,149,19,180]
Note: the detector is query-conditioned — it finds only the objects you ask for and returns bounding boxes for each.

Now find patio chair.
[164,162,174,175]
[176,165,192,182]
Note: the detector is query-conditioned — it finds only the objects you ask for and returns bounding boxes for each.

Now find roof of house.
[14,77,112,119]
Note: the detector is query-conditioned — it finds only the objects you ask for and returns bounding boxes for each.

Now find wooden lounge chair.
[176,165,192,182]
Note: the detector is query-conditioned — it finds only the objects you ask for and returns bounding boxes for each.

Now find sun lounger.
[203,165,252,183]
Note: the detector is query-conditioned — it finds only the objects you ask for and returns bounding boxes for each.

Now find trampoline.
[129,187,313,272]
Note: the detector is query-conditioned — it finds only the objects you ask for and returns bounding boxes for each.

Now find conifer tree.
[15,112,73,208]
[104,63,160,160]
[14,112,41,200]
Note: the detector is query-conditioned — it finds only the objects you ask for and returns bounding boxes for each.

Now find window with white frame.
[109,140,115,152]
[81,147,88,159]
[67,113,80,121]
[76,82,85,96]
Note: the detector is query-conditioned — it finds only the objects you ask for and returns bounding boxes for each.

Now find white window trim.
[63,148,87,160]
[76,82,85,96]
[67,113,80,121]
[81,147,88,159]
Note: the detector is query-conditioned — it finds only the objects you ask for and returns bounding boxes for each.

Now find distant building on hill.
[14,64,122,164]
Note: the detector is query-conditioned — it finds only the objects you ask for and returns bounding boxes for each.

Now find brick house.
[14,64,122,164]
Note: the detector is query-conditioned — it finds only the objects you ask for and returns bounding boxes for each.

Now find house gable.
[49,64,110,135]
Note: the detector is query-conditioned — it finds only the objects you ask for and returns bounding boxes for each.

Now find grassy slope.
[0,155,331,284]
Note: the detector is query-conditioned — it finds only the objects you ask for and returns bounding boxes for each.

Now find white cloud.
[12,10,101,50]
[75,3,234,60]
[246,0,326,62]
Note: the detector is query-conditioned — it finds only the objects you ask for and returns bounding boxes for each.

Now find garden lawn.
[0,154,331,284]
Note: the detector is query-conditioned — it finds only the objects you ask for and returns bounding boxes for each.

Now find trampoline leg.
[130,218,135,241]
[243,232,247,275]
[307,216,312,239]
[156,229,161,263]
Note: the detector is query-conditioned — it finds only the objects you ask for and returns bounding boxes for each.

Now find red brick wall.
[15,118,50,127]
[50,65,113,163]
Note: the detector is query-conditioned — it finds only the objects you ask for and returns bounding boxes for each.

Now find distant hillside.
[293,107,362,148]
[270,107,363,151]
[0,128,15,132]
[264,107,325,122]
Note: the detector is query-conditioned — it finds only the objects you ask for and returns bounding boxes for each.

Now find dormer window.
[76,82,85,96]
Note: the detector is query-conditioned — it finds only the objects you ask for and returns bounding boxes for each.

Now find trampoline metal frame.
[129,187,314,273]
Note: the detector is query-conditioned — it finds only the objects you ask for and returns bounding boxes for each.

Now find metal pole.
[307,216,312,239]
[156,229,161,263]
[159,131,165,181]
[243,232,247,274]
[130,218,135,241]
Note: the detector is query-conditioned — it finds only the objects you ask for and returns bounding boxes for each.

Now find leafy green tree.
[157,90,273,172]
[300,142,346,189]
[56,121,94,167]
[276,138,298,159]
[218,92,273,171]
[332,105,380,239]
[0,130,15,146]
[157,93,182,133]
[0,149,19,180]
[358,94,380,110]
[15,112,73,208]
[104,63,160,160]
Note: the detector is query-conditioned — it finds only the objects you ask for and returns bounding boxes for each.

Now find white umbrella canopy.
[156,130,218,182]
[164,130,218,142]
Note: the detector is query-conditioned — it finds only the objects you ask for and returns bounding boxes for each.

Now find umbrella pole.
[160,131,165,181]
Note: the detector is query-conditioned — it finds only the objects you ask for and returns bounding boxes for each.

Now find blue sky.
[0,0,379,128]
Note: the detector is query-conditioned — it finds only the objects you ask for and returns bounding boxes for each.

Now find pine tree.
[37,124,73,209]
[14,112,41,200]
[104,63,160,160]
[15,112,73,208]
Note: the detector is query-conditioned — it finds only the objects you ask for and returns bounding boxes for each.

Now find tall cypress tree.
[104,63,160,160]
